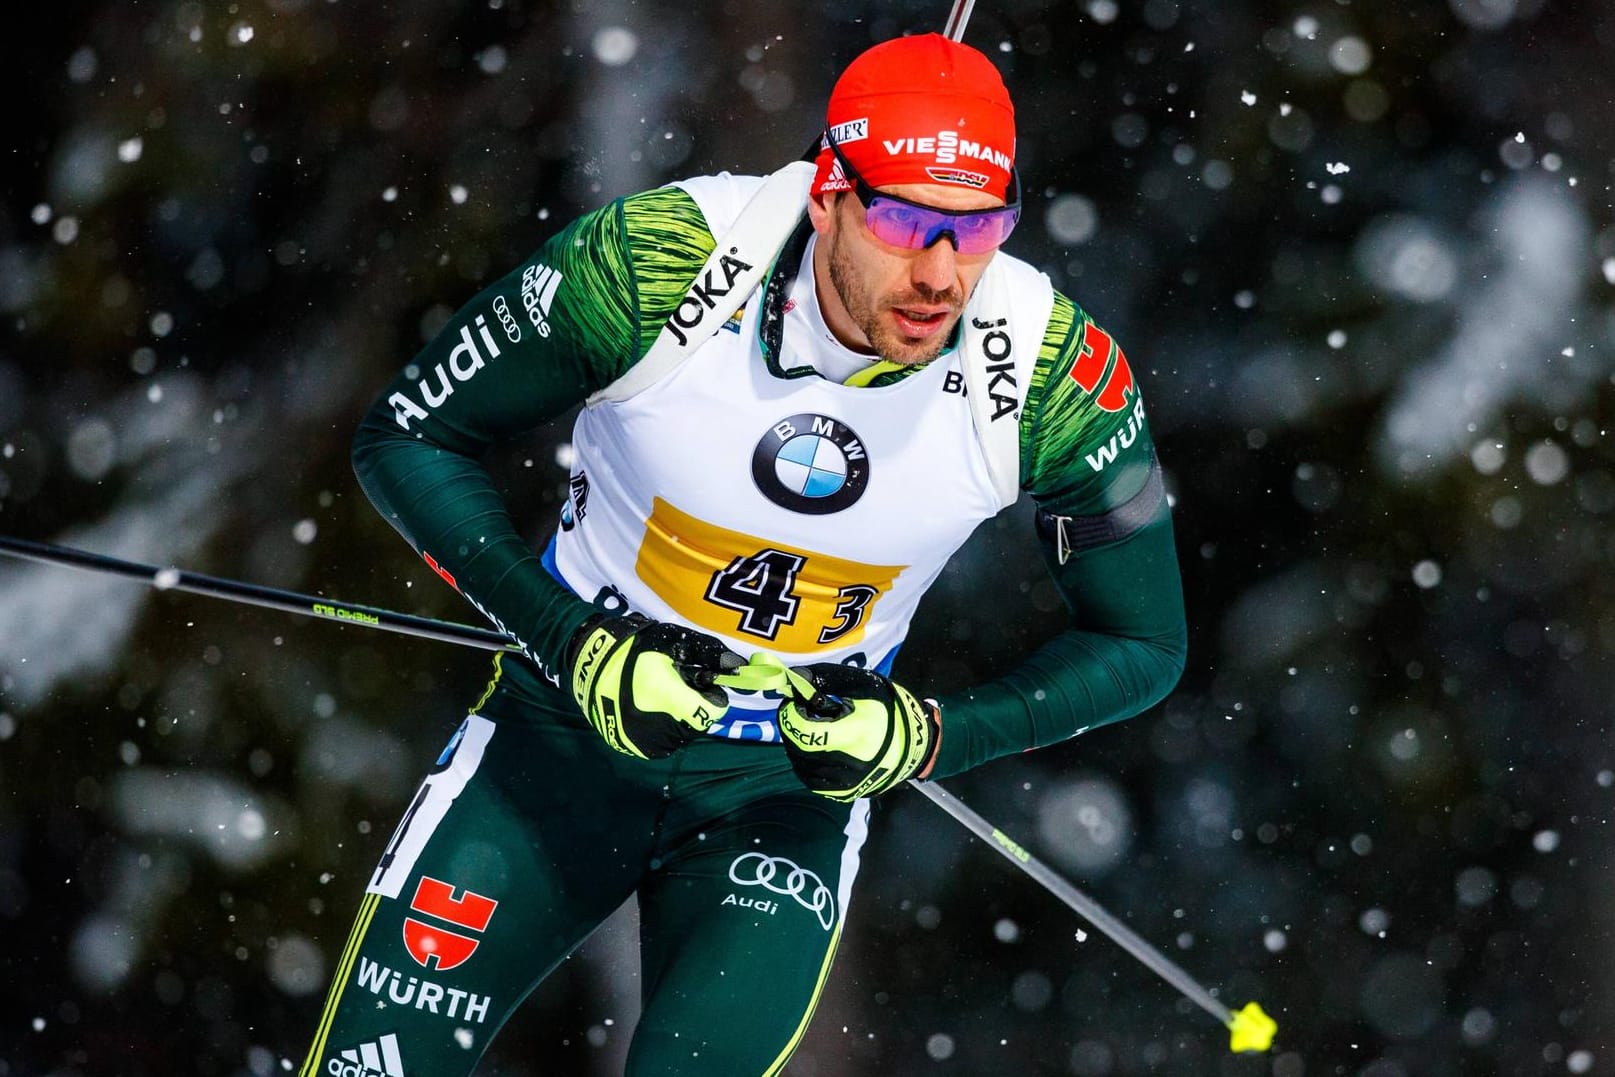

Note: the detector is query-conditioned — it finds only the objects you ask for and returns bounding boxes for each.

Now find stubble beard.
[825,226,962,367]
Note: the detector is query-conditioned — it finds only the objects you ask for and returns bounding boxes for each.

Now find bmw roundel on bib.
[752,413,870,515]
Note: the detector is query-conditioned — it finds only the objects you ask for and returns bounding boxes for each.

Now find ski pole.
[942,0,977,40]
[858,0,1277,1047]
[0,535,521,653]
[2,534,1274,1049]
[734,651,1277,1054]
[907,780,1277,1054]
[797,0,977,163]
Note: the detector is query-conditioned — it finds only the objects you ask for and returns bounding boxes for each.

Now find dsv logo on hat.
[726,852,835,930]
[751,413,869,515]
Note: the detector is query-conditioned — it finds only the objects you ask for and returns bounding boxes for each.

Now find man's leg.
[626,744,872,1077]
[299,708,664,1077]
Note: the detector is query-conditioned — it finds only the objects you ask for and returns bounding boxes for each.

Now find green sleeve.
[349,187,716,678]
[928,294,1187,778]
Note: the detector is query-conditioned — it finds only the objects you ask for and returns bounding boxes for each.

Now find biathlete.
[300,32,1186,1077]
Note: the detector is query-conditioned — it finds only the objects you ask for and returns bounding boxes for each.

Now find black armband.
[1034,453,1166,564]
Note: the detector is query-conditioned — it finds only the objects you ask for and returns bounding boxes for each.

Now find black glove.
[776,662,939,801]
[566,613,745,759]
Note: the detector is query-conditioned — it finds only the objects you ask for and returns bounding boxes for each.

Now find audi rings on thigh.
[728,852,835,931]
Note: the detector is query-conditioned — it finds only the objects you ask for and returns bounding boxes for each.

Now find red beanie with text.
[812,33,1016,201]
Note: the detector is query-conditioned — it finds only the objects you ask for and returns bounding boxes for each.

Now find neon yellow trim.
[298,892,382,1076]
[841,359,906,387]
[713,651,794,693]
[760,919,846,1076]
[470,652,504,714]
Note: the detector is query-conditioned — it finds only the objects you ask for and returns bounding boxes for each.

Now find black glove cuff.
[561,613,604,671]
[564,611,652,671]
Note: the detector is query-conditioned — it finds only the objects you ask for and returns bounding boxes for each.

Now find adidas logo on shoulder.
[520,262,564,338]
[326,1032,406,1077]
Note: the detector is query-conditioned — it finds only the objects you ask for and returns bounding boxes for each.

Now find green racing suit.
[298,178,1186,1076]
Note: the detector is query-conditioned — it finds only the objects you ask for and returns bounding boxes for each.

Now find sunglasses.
[824,127,1021,255]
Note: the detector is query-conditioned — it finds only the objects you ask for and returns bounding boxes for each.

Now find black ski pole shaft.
[906,780,1278,1052]
[943,0,976,39]
[0,535,520,653]
[797,0,978,161]
[895,1,1287,1049]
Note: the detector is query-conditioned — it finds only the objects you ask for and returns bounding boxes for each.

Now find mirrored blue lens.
[864,198,1019,254]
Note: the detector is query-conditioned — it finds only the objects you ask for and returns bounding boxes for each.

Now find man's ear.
[806,191,836,236]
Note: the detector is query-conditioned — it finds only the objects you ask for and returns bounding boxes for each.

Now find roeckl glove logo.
[751,413,870,515]
[727,852,835,930]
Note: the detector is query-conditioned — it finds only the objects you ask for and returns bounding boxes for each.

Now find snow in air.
[1450,0,1527,30]
[1083,1,1118,24]
[1035,777,1133,874]
[266,934,326,997]
[479,45,509,75]
[1044,194,1098,246]
[1374,179,1587,477]
[1360,952,1442,1039]
[1329,36,1373,75]
[1411,560,1442,589]
[110,769,290,871]
[1470,440,1506,475]
[592,27,638,66]
[66,46,97,83]
[1354,214,1458,303]
[1523,440,1568,485]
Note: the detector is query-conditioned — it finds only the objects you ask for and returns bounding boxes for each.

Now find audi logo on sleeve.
[751,413,870,515]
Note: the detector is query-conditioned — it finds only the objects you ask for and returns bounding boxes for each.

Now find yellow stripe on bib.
[635,497,904,653]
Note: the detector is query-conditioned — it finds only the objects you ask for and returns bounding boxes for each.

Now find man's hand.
[567,614,744,759]
[776,663,939,802]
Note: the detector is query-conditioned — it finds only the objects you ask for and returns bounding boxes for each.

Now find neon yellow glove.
[776,662,940,802]
[567,614,744,759]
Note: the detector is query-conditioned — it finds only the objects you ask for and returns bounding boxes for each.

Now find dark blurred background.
[3,1,1613,1074]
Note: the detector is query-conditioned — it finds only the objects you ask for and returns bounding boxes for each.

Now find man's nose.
[910,234,958,292]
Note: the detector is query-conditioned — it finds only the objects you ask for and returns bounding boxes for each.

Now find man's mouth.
[891,307,951,337]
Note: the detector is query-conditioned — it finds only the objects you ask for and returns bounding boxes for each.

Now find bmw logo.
[751,413,870,515]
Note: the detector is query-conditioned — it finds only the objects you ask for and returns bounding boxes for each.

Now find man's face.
[808,183,1004,366]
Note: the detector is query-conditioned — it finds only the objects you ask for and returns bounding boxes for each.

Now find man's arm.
[350,188,717,677]
[927,294,1188,778]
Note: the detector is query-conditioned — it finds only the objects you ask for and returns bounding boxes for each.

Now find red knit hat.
[812,33,1017,201]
